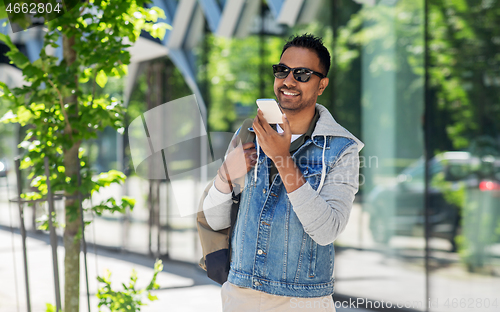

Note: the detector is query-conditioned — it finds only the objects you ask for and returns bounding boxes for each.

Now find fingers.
[280,114,291,136]
[257,109,274,133]
[242,148,257,171]
[244,148,257,160]
[247,157,257,168]
[224,149,256,181]
[253,110,274,139]
[253,115,265,137]
[253,112,265,132]
[242,142,255,150]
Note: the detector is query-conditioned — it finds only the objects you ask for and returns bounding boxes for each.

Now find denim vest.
[227,133,356,298]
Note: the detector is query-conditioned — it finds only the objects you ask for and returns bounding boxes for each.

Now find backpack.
[196,119,255,285]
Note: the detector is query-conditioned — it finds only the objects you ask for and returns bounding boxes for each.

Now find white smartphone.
[256,99,283,124]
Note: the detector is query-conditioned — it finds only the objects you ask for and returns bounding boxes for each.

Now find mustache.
[279,87,300,93]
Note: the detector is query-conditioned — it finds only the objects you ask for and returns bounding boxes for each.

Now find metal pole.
[165,181,170,258]
[156,63,162,257]
[161,151,170,258]
[14,157,31,312]
[5,169,21,312]
[423,0,431,309]
[331,0,338,115]
[76,156,92,312]
[44,157,62,312]
[146,63,153,256]
[259,0,265,99]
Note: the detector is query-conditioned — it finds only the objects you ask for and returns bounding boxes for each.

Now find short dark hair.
[281,33,331,77]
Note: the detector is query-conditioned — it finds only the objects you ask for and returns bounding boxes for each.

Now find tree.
[331,0,500,266]
[199,34,283,132]
[427,0,500,153]
[0,1,169,311]
[331,0,500,154]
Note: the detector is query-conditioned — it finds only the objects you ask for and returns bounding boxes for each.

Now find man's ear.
[317,77,329,96]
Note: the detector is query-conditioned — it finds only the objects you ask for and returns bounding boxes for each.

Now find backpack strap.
[196,118,255,283]
[235,118,256,146]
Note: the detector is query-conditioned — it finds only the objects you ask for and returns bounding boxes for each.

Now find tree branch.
[46,77,74,141]
[40,59,74,141]
[91,66,98,107]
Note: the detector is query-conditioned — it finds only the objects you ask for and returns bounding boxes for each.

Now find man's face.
[273,47,329,113]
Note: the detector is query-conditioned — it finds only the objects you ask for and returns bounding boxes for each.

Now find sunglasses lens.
[273,65,290,79]
[293,68,312,82]
[272,65,316,82]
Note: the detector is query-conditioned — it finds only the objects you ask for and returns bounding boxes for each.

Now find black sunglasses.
[272,64,325,82]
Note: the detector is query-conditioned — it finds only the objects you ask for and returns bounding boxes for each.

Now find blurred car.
[366,151,500,251]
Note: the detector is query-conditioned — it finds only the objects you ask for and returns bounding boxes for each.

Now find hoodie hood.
[312,104,364,153]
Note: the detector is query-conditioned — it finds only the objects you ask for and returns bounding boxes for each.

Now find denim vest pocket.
[293,234,319,281]
[294,232,308,283]
[297,161,324,190]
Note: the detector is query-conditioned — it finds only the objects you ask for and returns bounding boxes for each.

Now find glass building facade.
[68,0,500,310]
[169,1,500,310]
[1,0,499,311]
[117,1,500,309]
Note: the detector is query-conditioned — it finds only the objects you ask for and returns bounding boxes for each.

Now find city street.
[0,228,372,312]
[1,173,500,312]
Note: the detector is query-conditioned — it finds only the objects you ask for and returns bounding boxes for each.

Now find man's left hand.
[253,109,291,162]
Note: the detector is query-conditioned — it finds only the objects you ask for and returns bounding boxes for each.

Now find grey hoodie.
[203,103,364,245]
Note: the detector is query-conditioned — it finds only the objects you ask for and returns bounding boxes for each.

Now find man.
[203,34,364,311]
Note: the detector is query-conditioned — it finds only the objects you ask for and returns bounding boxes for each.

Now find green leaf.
[45,303,56,312]
[19,157,33,169]
[154,259,163,272]
[93,170,126,186]
[96,276,106,284]
[121,196,136,210]
[0,110,16,123]
[79,68,92,83]
[95,70,108,88]
[0,34,31,69]
[0,33,15,50]
[0,0,7,20]
[147,293,158,301]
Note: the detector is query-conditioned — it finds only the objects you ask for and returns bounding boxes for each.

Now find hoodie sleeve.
[286,143,360,246]
[202,182,233,230]
[202,128,241,231]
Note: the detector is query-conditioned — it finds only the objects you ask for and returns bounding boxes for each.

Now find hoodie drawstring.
[254,137,259,183]
[317,135,327,193]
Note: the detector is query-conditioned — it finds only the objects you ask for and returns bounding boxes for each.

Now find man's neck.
[283,106,316,134]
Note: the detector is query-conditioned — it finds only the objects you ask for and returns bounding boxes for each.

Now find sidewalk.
[0,226,222,312]
[0,228,370,312]
[0,173,373,311]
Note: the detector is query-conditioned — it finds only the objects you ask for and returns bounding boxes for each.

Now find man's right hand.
[215,141,257,194]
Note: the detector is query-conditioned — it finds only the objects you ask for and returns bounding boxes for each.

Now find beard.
[276,87,316,113]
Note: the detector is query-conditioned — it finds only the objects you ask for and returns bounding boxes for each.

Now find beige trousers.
[221,281,337,312]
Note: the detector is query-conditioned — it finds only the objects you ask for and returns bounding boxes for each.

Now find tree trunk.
[64,143,81,312]
[62,34,81,312]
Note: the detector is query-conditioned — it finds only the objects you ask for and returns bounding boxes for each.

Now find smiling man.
[203,34,364,312]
